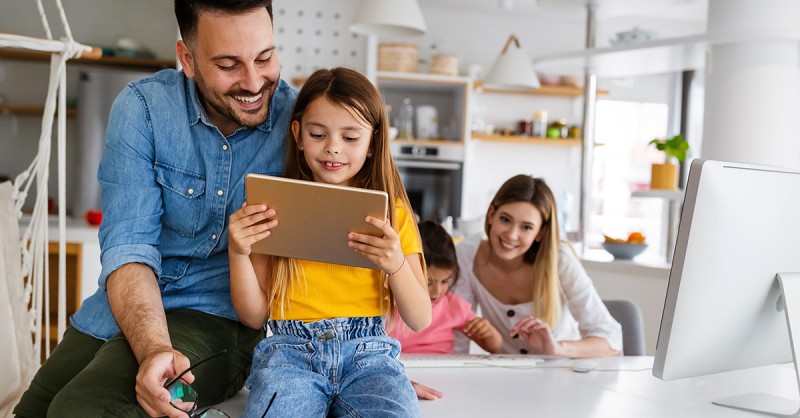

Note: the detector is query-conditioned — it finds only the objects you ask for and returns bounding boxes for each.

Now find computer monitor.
[654,159,800,416]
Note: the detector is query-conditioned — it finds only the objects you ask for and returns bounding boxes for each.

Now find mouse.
[570,360,598,373]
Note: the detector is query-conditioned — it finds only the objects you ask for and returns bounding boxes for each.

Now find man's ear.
[176,40,195,78]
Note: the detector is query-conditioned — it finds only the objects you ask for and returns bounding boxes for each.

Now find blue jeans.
[241,316,419,418]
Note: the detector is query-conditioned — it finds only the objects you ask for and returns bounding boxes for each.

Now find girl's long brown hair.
[484,175,563,328]
[266,67,423,319]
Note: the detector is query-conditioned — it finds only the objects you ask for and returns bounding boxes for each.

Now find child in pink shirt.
[390,221,502,354]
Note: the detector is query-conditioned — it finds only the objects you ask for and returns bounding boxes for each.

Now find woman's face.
[487,201,544,261]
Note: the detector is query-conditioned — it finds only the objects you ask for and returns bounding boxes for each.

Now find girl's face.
[427,265,455,304]
[487,201,544,262]
[292,96,373,186]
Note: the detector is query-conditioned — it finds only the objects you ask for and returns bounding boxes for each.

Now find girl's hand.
[228,202,277,256]
[411,380,443,400]
[509,316,561,355]
[348,216,405,274]
[463,317,495,341]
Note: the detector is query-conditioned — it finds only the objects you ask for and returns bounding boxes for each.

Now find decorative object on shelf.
[610,27,657,46]
[483,34,540,90]
[429,54,459,76]
[350,0,427,37]
[378,43,418,73]
[649,134,689,190]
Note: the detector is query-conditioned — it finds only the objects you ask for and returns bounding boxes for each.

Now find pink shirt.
[389,292,477,354]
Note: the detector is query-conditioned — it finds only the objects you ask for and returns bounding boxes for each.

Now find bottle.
[533,110,548,137]
[397,97,414,140]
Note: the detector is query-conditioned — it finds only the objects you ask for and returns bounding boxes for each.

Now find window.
[590,99,670,260]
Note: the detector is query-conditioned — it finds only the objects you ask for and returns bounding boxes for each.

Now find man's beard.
[193,67,277,128]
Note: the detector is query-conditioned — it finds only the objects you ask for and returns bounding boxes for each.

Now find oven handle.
[394,160,462,170]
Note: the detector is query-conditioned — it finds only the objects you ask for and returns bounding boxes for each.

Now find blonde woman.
[453,175,621,357]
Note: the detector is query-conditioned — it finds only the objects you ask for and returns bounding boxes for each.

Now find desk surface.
[406,356,798,417]
[215,357,798,417]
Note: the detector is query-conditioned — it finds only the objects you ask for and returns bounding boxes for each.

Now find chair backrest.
[603,299,645,356]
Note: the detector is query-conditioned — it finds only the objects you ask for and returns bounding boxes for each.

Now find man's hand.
[136,349,193,418]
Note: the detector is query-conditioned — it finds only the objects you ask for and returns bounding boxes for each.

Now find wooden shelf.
[392,138,464,146]
[0,48,175,70]
[475,82,608,98]
[471,132,582,146]
[630,189,684,200]
[0,103,76,117]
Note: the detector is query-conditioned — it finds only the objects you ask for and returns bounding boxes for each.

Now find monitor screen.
[653,159,800,415]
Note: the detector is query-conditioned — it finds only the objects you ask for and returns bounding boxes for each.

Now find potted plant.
[649,134,689,190]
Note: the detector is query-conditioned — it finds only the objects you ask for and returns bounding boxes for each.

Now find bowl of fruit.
[602,232,647,260]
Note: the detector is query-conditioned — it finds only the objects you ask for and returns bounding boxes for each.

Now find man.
[14,1,295,416]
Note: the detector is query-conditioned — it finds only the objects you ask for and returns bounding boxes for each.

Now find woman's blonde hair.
[485,175,563,328]
[266,67,422,320]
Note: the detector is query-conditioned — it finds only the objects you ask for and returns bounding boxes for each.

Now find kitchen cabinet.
[376,72,471,222]
[19,216,101,356]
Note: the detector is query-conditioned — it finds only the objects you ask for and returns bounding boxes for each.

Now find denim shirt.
[71,69,298,340]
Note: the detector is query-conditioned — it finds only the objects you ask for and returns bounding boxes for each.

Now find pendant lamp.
[483,35,540,90]
[350,0,427,37]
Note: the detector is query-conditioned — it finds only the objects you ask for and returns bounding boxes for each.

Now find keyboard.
[400,353,547,368]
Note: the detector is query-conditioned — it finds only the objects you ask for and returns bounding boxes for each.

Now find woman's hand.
[509,316,561,355]
[228,202,277,256]
[348,216,405,274]
[411,380,443,400]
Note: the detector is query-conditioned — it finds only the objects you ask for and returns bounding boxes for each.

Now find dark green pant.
[13,309,264,418]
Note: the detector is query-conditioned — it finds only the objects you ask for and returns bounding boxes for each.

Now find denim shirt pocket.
[154,163,206,237]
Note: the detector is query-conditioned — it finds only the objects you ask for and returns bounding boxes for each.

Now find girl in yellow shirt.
[228,67,431,417]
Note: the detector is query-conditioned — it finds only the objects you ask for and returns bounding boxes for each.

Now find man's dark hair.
[175,0,273,45]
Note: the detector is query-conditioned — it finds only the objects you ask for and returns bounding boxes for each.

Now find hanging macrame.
[0,1,98,416]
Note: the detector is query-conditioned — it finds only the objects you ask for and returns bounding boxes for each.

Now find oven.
[391,141,463,222]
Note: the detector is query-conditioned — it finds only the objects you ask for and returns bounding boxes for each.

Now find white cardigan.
[453,235,622,354]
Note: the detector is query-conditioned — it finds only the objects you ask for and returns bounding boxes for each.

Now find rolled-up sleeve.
[96,86,163,289]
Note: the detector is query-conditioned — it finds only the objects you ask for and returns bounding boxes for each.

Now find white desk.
[408,357,798,417]
[215,357,799,417]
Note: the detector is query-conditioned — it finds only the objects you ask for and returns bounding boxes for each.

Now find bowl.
[602,242,647,260]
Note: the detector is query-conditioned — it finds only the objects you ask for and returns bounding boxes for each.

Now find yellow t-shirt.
[271,201,421,321]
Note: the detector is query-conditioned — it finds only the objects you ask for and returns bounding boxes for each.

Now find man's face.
[177,7,280,136]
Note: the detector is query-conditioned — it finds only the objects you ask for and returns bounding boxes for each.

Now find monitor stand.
[712,272,800,417]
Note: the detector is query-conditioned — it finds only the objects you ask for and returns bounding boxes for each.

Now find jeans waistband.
[269,316,385,340]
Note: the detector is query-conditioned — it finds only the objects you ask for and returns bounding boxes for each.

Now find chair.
[603,299,645,356]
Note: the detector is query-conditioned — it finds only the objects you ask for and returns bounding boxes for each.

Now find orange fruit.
[627,232,645,244]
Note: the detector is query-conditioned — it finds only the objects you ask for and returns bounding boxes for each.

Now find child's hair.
[418,220,459,291]
[267,67,422,319]
[484,174,563,328]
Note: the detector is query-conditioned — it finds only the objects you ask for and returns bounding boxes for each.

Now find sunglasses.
[163,349,277,418]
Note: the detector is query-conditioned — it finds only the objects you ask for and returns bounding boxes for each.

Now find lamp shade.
[350,0,427,37]
[483,35,540,90]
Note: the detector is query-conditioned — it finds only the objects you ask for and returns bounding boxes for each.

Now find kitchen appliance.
[72,68,152,217]
[390,141,463,221]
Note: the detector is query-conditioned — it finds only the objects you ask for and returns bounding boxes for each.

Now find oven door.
[394,158,463,222]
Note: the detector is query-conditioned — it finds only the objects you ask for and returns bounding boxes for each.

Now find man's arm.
[107,263,191,418]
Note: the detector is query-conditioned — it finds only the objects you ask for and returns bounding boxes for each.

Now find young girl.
[389,220,502,354]
[453,175,622,357]
[228,67,431,417]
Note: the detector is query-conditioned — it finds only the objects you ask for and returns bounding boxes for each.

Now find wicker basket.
[430,54,459,76]
[378,43,418,73]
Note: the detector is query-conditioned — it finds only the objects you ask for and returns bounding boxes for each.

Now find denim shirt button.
[212,234,217,240]
[217,189,224,196]
[187,188,194,195]
[222,144,228,151]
